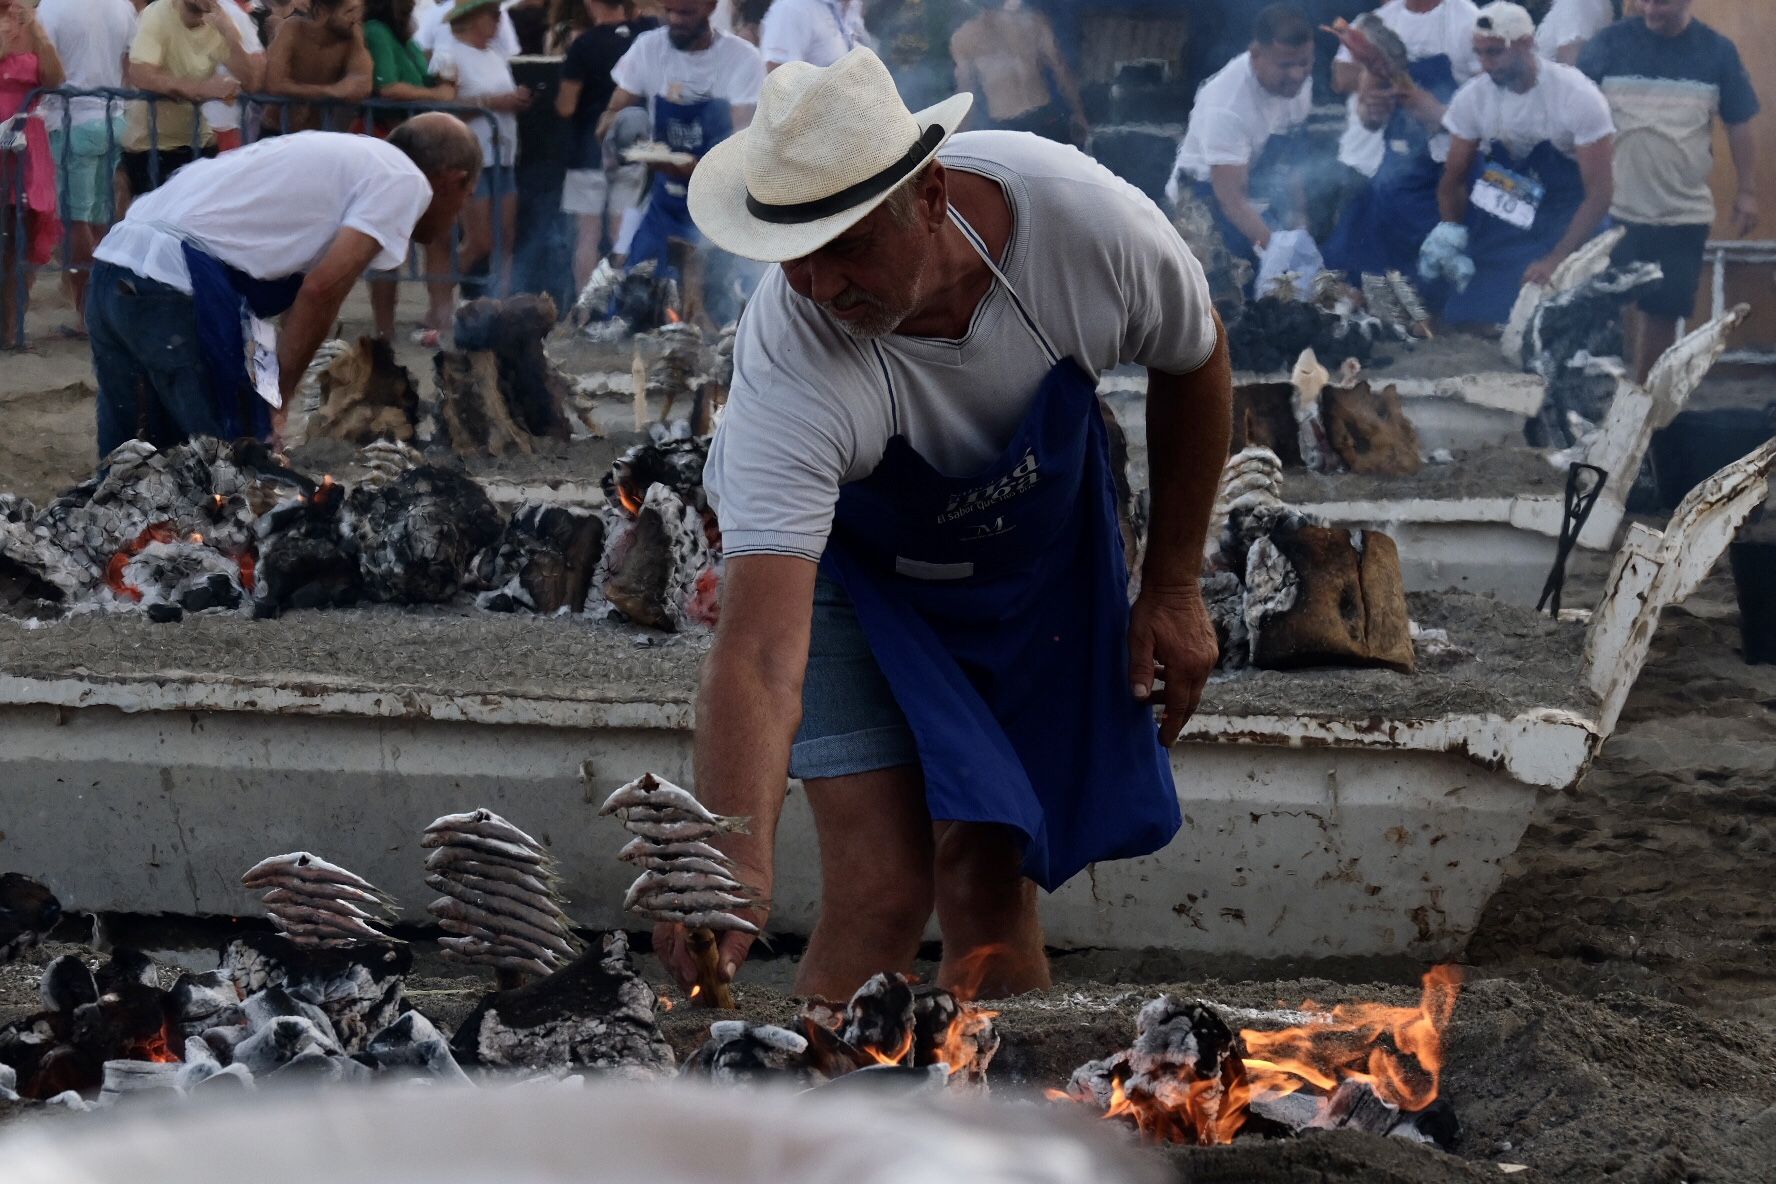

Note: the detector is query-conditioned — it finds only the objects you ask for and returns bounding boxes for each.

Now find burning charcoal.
[363,1011,469,1083]
[680,1022,818,1085]
[1394,1096,1461,1151]
[347,466,504,605]
[0,873,62,965]
[841,973,917,1064]
[425,808,579,982]
[40,955,98,1013]
[99,1059,184,1105]
[306,336,422,445]
[178,1059,254,1092]
[1307,1078,1402,1135]
[596,469,717,632]
[1112,996,1249,1146]
[241,987,341,1046]
[1063,1050,1131,1111]
[451,932,674,1074]
[475,504,606,615]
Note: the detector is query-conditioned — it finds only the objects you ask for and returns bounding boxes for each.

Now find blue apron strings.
[945,204,1060,366]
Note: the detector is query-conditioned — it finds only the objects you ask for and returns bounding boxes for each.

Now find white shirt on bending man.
[1169,51,1312,202]
[707,131,1217,561]
[1442,58,1614,160]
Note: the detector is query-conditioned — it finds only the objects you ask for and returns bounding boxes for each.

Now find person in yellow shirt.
[122,0,262,199]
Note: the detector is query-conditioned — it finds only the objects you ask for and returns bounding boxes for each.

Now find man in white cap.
[1420,1,1615,324]
[656,49,1231,1000]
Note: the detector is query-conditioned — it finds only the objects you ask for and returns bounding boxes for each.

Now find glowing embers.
[1055,969,1462,1149]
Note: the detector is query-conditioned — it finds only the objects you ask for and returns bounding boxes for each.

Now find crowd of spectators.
[0,0,1762,353]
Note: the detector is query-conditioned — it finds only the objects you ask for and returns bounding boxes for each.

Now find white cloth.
[203,2,262,135]
[1169,52,1312,197]
[1336,0,1483,82]
[1335,0,1482,177]
[1536,0,1614,58]
[759,0,867,69]
[36,0,137,129]
[610,26,763,117]
[1255,229,1325,298]
[1442,60,1614,159]
[431,34,520,167]
[706,132,1218,561]
[416,1,521,59]
[95,131,433,292]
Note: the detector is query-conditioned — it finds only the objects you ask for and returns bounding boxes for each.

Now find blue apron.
[625,92,733,275]
[819,210,1181,891]
[1189,127,1313,286]
[1443,138,1587,325]
[182,242,304,441]
[1324,55,1460,286]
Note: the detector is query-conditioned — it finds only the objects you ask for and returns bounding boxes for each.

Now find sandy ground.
[4,276,1776,1179]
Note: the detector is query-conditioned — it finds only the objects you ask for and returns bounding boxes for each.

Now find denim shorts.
[789,574,919,781]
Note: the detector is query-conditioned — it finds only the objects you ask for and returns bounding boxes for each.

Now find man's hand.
[484,87,532,113]
[650,856,772,992]
[201,74,241,103]
[1732,191,1760,239]
[1522,254,1560,287]
[1128,582,1218,746]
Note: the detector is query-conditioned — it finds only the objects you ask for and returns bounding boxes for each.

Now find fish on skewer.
[634,889,756,913]
[615,837,731,865]
[437,939,557,980]
[630,907,761,935]
[424,845,556,884]
[630,855,741,878]
[435,916,567,964]
[253,879,394,913]
[242,852,397,903]
[618,805,751,833]
[427,876,572,932]
[423,808,548,855]
[623,818,746,844]
[599,773,748,828]
[622,869,750,910]
[418,830,555,866]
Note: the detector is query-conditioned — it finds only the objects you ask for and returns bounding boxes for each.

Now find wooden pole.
[686,925,735,1009]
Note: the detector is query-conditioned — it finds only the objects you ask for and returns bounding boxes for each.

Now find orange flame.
[665,308,682,324]
[865,1028,916,1067]
[944,943,1015,1004]
[616,482,643,517]
[1061,967,1463,1147]
[689,985,701,1001]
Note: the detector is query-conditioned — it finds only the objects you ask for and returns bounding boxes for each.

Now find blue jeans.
[88,261,221,459]
[789,574,919,780]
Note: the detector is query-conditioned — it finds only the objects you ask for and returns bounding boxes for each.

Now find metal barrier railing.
[6,87,520,350]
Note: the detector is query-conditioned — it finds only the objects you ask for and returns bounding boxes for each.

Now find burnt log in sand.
[449,295,575,449]
[1320,382,1423,477]
[347,466,503,605]
[1247,521,1415,673]
[478,504,607,615]
[308,337,422,445]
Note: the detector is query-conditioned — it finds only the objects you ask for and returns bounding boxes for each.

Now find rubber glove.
[1418,221,1475,292]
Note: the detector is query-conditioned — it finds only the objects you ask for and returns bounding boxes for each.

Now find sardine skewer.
[615,837,731,865]
[423,808,548,854]
[242,852,395,901]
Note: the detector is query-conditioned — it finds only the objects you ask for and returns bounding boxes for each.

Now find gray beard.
[820,251,928,340]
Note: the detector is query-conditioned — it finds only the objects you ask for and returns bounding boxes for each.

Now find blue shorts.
[789,575,919,781]
[475,163,516,199]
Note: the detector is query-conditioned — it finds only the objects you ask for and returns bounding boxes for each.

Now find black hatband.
[745,124,945,225]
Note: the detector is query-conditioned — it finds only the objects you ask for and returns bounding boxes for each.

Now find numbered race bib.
[1470,162,1545,231]
[246,312,282,409]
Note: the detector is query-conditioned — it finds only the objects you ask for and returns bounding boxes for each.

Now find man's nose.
[794,256,848,303]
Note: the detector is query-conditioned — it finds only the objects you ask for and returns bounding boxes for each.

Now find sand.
[0,588,1587,721]
[1281,448,1567,506]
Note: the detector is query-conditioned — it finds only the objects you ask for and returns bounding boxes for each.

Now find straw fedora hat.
[688,48,972,264]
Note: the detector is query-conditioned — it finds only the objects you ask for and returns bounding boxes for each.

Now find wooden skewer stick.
[686,924,735,1009]
[632,340,650,432]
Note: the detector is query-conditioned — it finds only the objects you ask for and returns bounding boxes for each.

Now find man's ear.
[921,161,949,231]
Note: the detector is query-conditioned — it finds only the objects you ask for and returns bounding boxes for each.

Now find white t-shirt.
[1442,60,1614,160]
[706,132,1218,561]
[203,2,262,135]
[37,0,137,129]
[1536,0,1614,59]
[1336,0,1482,177]
[610,26,764,122]
[96,132,433,292]
[1169,52,1312,195]
[759,0,867,69]
[1334,0,1483,82]
[417,1,521,59]
[431,35,520,167]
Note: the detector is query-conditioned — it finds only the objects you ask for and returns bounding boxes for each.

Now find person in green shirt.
[363,0,456,339]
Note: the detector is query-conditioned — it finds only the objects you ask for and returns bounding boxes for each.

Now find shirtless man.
[949,0,1086,146]
[264,0,374,132]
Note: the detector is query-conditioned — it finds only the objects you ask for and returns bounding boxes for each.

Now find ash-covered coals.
[680,971,1001,1091]
[346,465,504,605]
[594,431,719,632]
[424,808,581,980]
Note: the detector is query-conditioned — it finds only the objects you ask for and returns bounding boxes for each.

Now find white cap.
[1474,2,1536,43]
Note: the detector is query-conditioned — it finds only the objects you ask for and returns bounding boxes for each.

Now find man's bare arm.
[595,86,643,140]
[1438,135,1480,223]
[1332,58,1360,95]
[335,32,375,101]
[1525,136,1612,285]
[1727,118,1760,238]
[1131,313,1232,743]
[555,76,582,119]
[209,5,262,90]
[277,228,383,407]
[129,59,215,102]
[652,553,817,988]
[1208,162,1271,252]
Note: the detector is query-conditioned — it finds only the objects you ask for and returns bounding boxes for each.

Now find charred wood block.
[348,466,504,605]
[841,972,916,1063]
[1248,524,1415,673]
[41,955,98,1014]
[1320,382,1423,476]
[312,337,420,445]
[0,873,62,966]
[681,1021,818,1085]
[450,934,673,1073]
[435,350,536,458]
[260,534,361,609]
[1232,383,1305,468]
[454,295,574,443]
